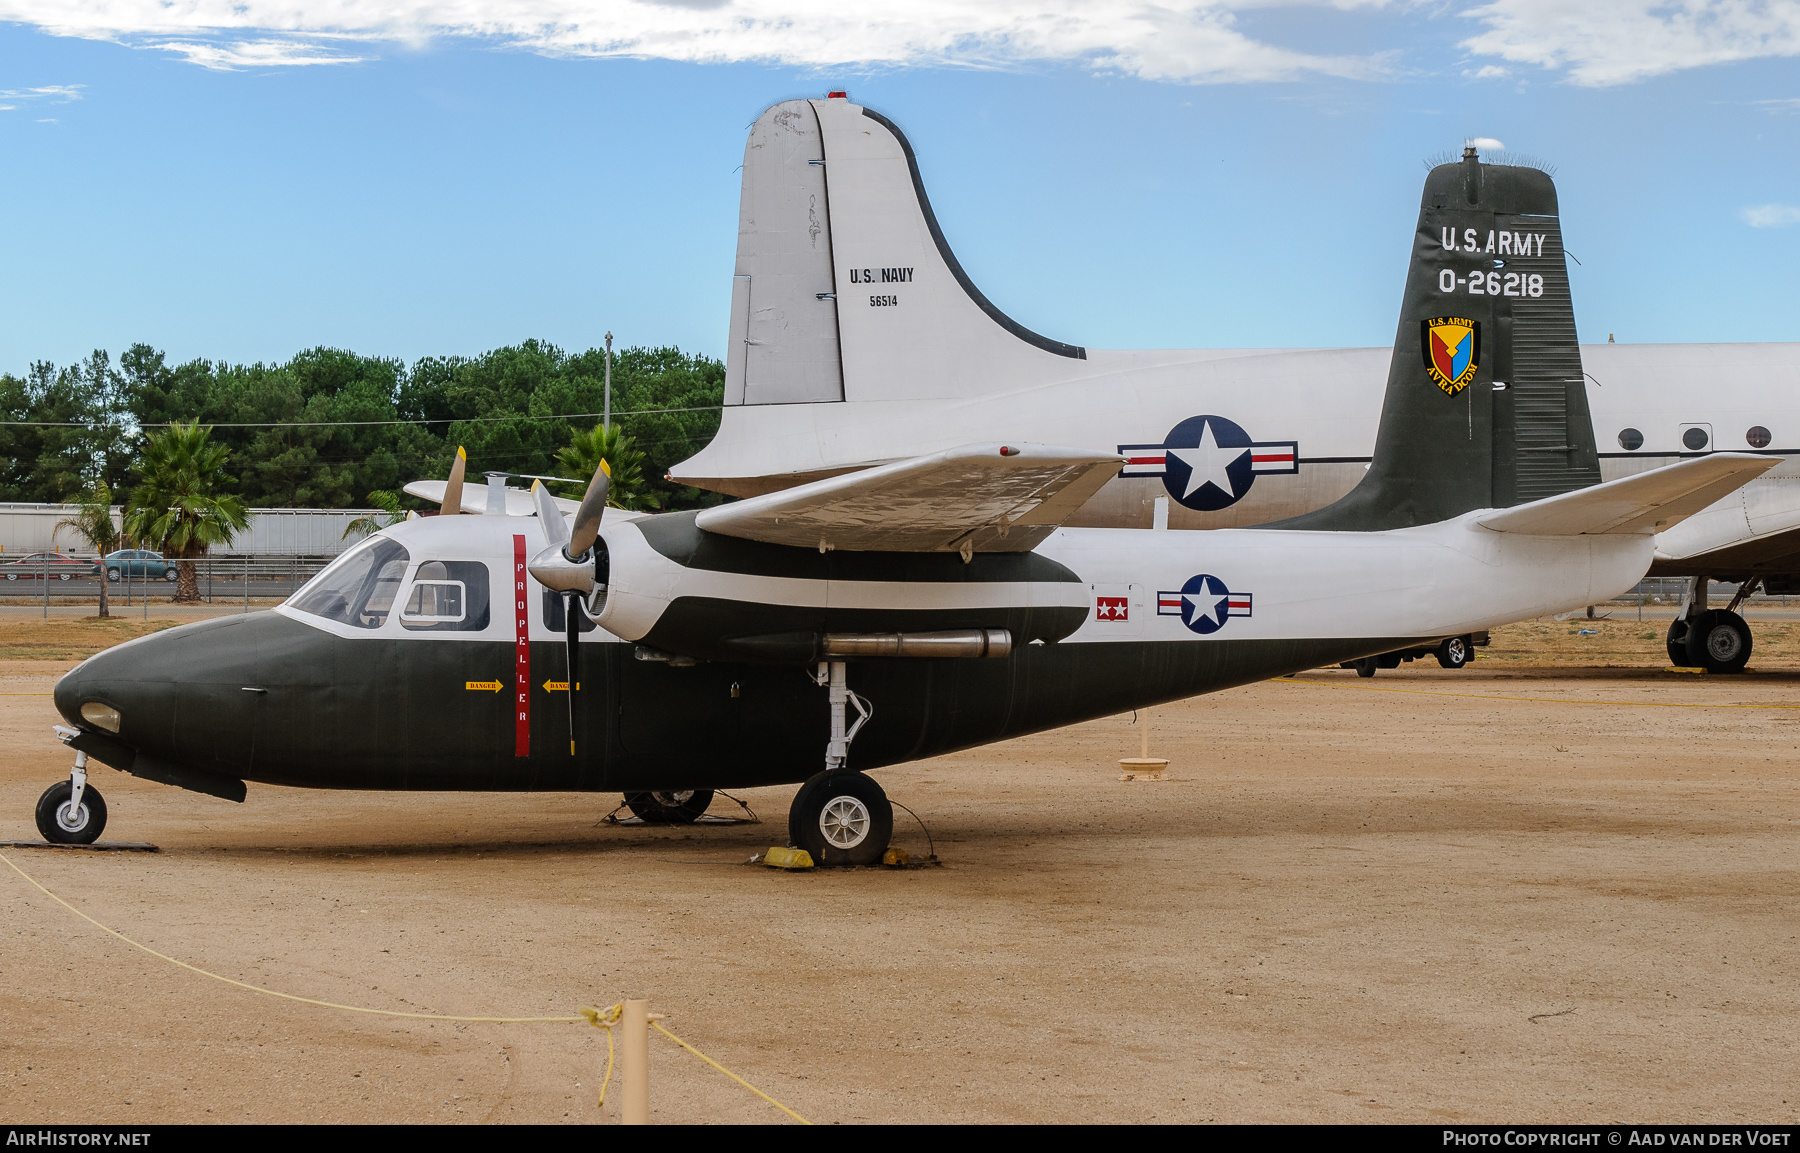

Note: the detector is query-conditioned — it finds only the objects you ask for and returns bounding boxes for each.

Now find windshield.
[289,537,411,629]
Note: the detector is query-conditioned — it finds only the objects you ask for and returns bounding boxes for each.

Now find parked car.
[0,551,88,581]
[93,549,179,583]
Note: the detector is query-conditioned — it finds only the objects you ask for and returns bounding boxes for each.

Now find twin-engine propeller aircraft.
[34,155,1778,865]
[675,95,1800,674]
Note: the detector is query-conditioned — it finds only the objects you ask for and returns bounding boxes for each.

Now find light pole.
[603,331,613,432]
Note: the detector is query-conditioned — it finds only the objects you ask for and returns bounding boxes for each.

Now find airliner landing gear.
[623,789,715,824]
[36,752,106,845]
[1669,576,1754,674]
[788,661,892,867]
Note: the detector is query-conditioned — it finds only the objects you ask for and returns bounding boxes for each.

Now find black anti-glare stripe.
[860,107,1086,361]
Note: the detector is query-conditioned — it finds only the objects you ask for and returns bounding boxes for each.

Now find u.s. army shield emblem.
[1421,317,1480,395]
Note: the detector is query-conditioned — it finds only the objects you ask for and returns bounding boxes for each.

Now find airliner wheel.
[1684,609,1752,674]
[36,780,106,845]
[623,789,714,824]
[1666,617,1691,667]
[789,770,893,868]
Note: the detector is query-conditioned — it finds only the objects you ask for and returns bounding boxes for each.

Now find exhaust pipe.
[820,629,1012,659]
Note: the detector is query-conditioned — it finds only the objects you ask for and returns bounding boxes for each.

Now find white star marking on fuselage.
[1165,420,1247,500]
[1183,589,1223,628]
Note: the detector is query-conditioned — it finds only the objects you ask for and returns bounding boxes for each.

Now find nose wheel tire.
[788,770,893,868]
[1683,609,1751,674]
[35,780,107,845]
[622,789,715,824]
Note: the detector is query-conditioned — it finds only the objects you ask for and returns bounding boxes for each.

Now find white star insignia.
[1183,590,1222,628]
[1164,420,1247,501]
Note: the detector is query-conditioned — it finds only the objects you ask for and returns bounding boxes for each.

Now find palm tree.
[123,421,250,604]
[557,424,659,510]
[342,490,407,540]
[55,481,121,619]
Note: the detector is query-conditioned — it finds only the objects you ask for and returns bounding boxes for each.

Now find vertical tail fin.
[1265,148,1600,531]
[724,96,1085,410]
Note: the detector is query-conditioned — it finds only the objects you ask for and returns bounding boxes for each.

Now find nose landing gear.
[787,662,893,867]
[36,751,107,845]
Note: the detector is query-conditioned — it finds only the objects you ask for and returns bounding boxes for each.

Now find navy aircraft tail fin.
[1262,148,1601,532]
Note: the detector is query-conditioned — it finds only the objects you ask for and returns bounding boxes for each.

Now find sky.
[2,1,1797,374]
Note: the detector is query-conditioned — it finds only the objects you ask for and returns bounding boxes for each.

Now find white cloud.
[1742,203,1800,228]
[1750,96,1800,113]
[0,83,83,110]
[1464,64,1510,79]
[0,1,1395,82]
[1467,136,1505,149]
[1461,0,1800,87]
[151,39,367,71]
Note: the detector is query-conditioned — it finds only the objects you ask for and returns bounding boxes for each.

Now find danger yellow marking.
[465,680,503,692]
[541,680,580,692]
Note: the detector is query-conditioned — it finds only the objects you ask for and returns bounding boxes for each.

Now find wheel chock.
[763,846,814,870]
[882,847,911,868]
[1118,757,1170,781]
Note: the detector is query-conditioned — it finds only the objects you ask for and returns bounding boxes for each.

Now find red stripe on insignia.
[1251,451,1293,462]
[1125,455,1165,465]
[514,534,530,758]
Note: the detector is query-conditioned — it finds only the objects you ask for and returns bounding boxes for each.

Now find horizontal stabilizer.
[1476,453,1779,536]
[694,443,1123,553]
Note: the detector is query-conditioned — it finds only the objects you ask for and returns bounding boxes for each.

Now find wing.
[1476,453,1780,536]
[403,480,579,517]
[693,443,1124,553]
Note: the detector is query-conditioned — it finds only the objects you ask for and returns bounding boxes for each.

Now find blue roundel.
[1161,415,1257,512]
[1177,574,1232,635]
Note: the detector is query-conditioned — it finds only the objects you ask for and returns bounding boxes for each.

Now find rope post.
[621,998,650,1124]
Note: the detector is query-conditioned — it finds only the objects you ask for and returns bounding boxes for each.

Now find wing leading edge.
[693,443,1123,553]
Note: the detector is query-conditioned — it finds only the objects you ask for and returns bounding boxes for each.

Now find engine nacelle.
[593,511,1088,664]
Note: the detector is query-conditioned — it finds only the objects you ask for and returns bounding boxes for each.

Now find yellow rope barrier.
[2,849,811,1123]
[1276,675,1800,709]
[652,1020,812,1125]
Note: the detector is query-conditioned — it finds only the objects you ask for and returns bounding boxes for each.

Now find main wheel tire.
[1666,617,1691,666]
[1354,658,1377,678]
[1684,609,1751,674]
[789,770,893,868]
[1436,635,1471,669]
[35,780,107,845]
[622,789,714,824]
[106,568,121,582]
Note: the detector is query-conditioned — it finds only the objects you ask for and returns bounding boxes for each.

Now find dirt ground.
[2,609,1797,1124]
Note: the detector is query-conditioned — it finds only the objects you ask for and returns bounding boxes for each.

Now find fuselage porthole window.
[1682,427,1710,451]
[1747,425,1772,449]
[1617,428,1644,451]
[400,560,492,632]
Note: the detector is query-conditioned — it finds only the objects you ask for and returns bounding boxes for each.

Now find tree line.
[0,340,726,512]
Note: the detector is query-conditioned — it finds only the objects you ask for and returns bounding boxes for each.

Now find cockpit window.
[400,561,491,632]
[289,537,411,629]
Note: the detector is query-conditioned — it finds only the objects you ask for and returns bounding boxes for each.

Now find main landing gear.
[1666,576,1754,674]
[36,750,107,845]
[786,661,893,868]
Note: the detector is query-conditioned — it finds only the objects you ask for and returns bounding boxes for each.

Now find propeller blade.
[565,592,581,756]
[567,459,610,559]
[531,480,570,550]
[440,447,466,515]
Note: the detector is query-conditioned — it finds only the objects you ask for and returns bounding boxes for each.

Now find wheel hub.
[650,790,694,807]
[819,796,871,848]
[1706,626,1743,662]
[55,800,89,834]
